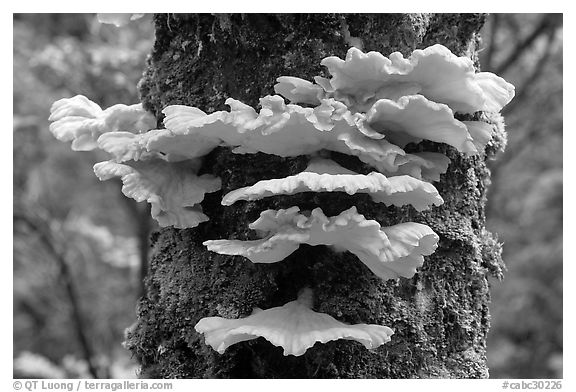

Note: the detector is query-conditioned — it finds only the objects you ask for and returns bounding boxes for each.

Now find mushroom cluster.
[48,44,514,357]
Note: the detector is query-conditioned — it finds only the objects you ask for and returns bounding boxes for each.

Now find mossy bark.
[125,13,505,378]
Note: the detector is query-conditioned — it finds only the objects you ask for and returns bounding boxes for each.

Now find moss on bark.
[125,13,505,378]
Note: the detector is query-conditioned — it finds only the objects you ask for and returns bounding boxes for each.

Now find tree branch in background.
[13,212,102,378]
[502,28,559,116]
[504,14,522,41]
[494,14,560,76]
[484,13,500,72]
[486,20,561,219]
[487,90,561,218]
[111,178,152,299]
[486,124,545,218]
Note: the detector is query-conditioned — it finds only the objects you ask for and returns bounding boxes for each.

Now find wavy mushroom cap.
[204,206,439,280]
[195,288,394,356]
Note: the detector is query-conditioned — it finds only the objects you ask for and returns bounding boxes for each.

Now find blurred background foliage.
[13,14,156,378]
[12,14,562,379]
[480,14,563,379]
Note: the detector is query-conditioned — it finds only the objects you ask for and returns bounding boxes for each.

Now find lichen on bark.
[125,13,505,378]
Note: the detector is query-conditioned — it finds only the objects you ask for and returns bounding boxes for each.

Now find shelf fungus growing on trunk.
[94,159,221,229]
[364,95,495,154]
[161,95,449,180]
[48,95,222,229]
[195,288,394,356]
[222,158,443,212]
[49,95,156,151]
[204,206,439,280]
[277,44,515,114]
[194,44,512,357]
[48,42,514,362]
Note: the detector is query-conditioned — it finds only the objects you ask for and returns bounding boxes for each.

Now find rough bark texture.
[125,13,506,378]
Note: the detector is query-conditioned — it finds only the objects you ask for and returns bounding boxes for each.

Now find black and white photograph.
[12,12,563,383]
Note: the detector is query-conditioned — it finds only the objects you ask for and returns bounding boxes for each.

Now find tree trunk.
[124,13,505,378]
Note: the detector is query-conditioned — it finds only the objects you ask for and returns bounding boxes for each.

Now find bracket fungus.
[204,206,439,280]
[195,288,394,356]
[49,95,156,151]
[283,44,515,114]
[364,95,494,154]
[48,42,514,358]
[222,158,443,211]
[161,95,372,158]
[97,131,163,163]
[48,95,223,229]
[274,76,325,106]
[94,159,221,229]
[162,95,449,180]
